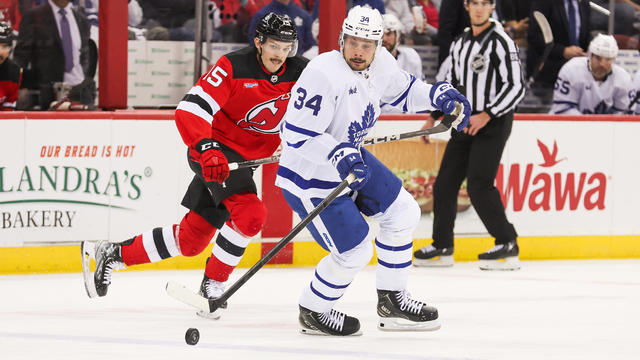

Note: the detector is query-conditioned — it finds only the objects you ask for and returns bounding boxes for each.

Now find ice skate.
[413,245,454,267]
[299,306,362,336]
[478,240,521,271]
[196,274,227,320]
[377,290,440,331]
[82,240,126,298]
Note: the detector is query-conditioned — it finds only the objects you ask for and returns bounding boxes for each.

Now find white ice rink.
[1,260,639,360]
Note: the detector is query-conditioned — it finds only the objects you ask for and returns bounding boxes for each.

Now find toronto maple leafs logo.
[587,101,615,115]
[348,103,377,146]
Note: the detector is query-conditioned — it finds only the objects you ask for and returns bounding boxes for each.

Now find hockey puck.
[185,328,199,345]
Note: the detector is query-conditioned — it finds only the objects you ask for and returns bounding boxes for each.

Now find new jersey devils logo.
[238,93,291,134]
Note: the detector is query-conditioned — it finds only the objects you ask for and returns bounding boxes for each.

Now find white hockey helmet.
[340,5,384,54]
[382,13,403,52]
[588,33,618,59]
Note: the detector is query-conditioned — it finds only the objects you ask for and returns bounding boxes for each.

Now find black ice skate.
[81,240,126,298]
[377,290,440,331]
[299,305,362,336]
[478,240,520,271]
[196,274,227,320]
[413,245,454,267]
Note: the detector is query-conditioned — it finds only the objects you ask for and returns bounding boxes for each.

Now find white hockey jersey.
[276,48,437,198]
[381,46,425,113]
[631,70,640,114]
[550,57,633,115]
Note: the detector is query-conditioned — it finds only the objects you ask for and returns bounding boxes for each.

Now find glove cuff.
[194,138,222,154]
[429,81,454,109]
[328,143,359,167]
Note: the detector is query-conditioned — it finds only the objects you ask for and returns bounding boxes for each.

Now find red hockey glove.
[194,139,229,184]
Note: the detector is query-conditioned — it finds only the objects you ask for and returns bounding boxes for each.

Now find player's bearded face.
[589,54,614,80]
[0,44,10,65]
[343,35,376,71]
[382,31,397,53]
[257,38,293,73]
[466,0,494,27]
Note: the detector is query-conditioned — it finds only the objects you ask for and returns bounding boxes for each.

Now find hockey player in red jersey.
[81,13,308,319]
[0,22,21,111]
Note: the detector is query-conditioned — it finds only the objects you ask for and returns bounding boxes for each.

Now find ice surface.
[1,260,638,360]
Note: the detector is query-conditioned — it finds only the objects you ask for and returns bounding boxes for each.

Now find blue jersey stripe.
[390,74,416,107]
[284,121,322,137]
[277,166,341,190]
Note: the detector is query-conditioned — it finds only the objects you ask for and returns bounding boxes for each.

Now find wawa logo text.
[496,140,607,212]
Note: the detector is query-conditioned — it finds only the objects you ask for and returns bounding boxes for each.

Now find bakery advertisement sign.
[0,119,189,245]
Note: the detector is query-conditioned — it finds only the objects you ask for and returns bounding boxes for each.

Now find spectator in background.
[14,0,95,110]
[436,0,468,65]
[301,18,318,58]
[0,0,22,32]
[385,0,417,37]
[138,0,196,40]
[0,21,21,110]
[249,0,313,54]
[550,34,633,114]
[311,0,385,20]
[496,0,528,47]
[411,0,439,44]
[590,0,637,37]
[527,0,591,88]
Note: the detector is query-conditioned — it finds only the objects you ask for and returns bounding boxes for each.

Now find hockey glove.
[430,81,471,131]
[328,143,370,191]
[193,139,229,184]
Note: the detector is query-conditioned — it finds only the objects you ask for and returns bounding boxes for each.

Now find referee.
[414,0,525,271]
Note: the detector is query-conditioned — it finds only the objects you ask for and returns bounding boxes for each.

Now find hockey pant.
[120,192,267,282]
[282,149,421,313]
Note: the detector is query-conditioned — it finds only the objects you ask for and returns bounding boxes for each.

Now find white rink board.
[1,115,639,245]
[0,117,264,245]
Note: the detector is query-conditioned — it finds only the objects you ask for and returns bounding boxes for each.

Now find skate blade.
[196,309,221,320]
[299,328,363,336]
[378,317,441,331]
[81,241,99,298]
[413,255,454,267]
[479,256,521,271]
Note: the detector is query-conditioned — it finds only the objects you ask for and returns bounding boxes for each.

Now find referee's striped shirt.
[443,19,525,118]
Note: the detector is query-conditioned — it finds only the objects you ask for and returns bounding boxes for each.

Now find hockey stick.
[228,102,464,170]
[527,11,554,87]
[166,173,357,314]
[589,1,610,16]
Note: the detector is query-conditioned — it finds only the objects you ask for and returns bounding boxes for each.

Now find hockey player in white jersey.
[550,34,633,115]
[631,70,640,114]
[382,13,424,81]
[276,5,471,336]
[381,13,426,113]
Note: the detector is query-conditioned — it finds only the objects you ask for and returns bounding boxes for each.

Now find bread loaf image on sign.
[365,138,470,213]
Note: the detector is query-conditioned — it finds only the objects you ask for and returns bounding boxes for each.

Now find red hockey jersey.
[175,46,308,160]
[0,59,21,111]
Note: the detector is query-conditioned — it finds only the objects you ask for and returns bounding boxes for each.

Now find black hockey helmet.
[0,22,13,44]
[254,12,298,57]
